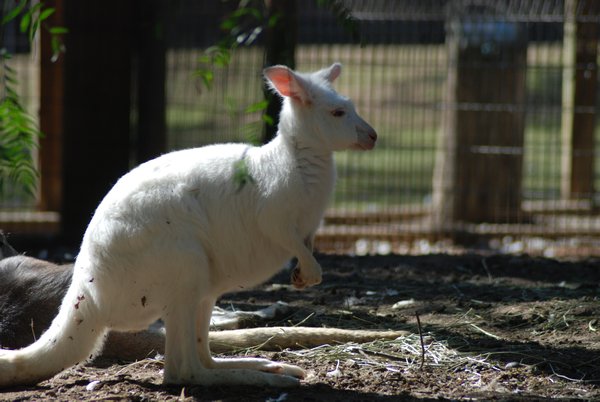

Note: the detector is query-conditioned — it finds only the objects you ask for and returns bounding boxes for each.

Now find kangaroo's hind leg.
[162,295,205,384]
[162,296,300,387]
[195,298,305,382]
[160,245,301,388]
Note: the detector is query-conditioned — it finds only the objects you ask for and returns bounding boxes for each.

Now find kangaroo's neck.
[266,130,336,191]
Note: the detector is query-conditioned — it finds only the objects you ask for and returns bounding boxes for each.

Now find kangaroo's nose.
[368,130,377,142]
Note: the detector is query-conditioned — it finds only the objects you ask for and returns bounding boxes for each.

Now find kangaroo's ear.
[318,62,342,83]
[264,65,312,105]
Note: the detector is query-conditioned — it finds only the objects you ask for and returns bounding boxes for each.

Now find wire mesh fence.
[162,0,600,256]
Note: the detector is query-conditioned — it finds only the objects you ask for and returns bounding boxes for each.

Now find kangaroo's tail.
[0,275,107,388]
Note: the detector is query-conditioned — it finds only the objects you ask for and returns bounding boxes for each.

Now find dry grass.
[283,334,458,373]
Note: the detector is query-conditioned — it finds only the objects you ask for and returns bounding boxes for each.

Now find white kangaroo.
[0,63,377,388]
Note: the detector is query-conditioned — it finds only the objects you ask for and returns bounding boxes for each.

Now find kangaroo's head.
[264,63,377,152]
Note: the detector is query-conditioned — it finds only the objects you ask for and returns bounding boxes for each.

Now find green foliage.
[195,0,266,90]
[2,0,67,61]
[194,0,273,143]
[0,0,28,25]
[196,0,360,89]
[242,99,271,145]
[0,1,68,197]
[233,151,255,192]
[316,0,361,44]
[0,50,38,196]
[195,0,361,145]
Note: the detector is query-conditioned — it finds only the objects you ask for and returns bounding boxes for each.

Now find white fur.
[0,63,376,388]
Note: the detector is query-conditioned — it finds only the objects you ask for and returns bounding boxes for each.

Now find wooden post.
[60,1,135,246]
[39,0,65,212]
[262,0,297,144]
[433,13,527,226]
[561,0,599,201]
[135,0,167,164]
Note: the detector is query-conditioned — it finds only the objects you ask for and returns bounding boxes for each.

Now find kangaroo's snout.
[353,124,377,151]
[368,129,378,143]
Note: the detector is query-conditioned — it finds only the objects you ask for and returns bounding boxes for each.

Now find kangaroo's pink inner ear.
[264,66,311,105]
[264,67,295,97]
[326,63,342,83]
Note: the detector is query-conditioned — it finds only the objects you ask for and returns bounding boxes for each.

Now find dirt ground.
[1,252,599,401]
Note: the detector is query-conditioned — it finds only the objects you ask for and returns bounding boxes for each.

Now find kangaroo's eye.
[331,109,345,117]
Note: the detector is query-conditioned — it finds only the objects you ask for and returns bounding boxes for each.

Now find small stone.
[85,380,101,391]
[392,299,416,309]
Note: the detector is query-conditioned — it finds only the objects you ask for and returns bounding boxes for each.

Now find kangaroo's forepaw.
[291,266,322,289]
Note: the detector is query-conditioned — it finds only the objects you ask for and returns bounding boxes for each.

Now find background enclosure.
[2,0,600,256]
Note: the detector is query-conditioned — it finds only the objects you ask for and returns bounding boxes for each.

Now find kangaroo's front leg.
[290,233,320,289]
[263,221,322,288]
[258,207,322,288]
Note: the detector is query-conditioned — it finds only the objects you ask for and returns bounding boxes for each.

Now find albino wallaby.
[0,63,377,388]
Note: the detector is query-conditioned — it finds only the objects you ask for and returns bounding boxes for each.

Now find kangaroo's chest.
[294,168,336,237]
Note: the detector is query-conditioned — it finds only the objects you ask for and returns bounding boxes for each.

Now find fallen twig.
[416,312,425,369]
[481,257,493,283]
[469,323,502,340]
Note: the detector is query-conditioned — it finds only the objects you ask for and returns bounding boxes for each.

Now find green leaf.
[19,11,31,33]
[50,36,60,62]
[234,7,261,21]
[197,55,211,64]
[262,114,274,126]
[4,62,16,73]
[233,157,255,192]
[203,46,220,56]
[268,13,280,28]
[29,18,41,42]
[39,7,56,22]
[220,18,236,31]
[194,69,214,89]
[1,0,27,25]
[245,100,269,114]
[241,121,261,146]
[49,26,68,34]
[212,49,230,67]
